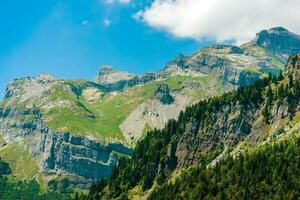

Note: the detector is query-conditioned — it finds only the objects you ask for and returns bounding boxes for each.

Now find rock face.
[95,71,158,92]
[93,65,135,85]
[252,27,300,62]
[160,89,299,174]
[4,73,58,108]
[158,55,300,175]
[163,43,283,87]
[175,103,256,168]
[0,107,131,187]
[285,53,300,80]
[223,67,260,85]
[155,84,174,105]
[120,93,190,142]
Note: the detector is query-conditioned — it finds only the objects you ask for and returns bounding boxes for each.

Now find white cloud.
[104,0,131,4]
[103,19,111,27]
[134,0,300,44]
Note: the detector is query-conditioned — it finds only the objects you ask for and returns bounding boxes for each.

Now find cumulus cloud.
[134,0,300,43]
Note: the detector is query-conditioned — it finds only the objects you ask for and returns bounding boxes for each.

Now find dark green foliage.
[48,178,70,191]
[263,73,300,123]
[0,157,71,200]
[278,70,284,81]
[149,137,300,200]
[277,83,285,98]
[74,178,109,200]
[0,158,11,175]
[0,176,71,200]
[87,178,108,200]
[88,74,291,199]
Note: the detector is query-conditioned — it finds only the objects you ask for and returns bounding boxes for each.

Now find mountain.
[93,65,135,85]
[85,53,300,199]
[251,27,300,62]
[0,27,299,191]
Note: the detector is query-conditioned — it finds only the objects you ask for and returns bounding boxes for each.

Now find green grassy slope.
[44,74,229,142]
[0,142,47,190]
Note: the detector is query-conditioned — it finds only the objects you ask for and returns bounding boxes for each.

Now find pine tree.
[277,83,285,99]
[75,192,79,200]
[278,70,284,81]
[288,74,294,88]
[266,85,273,106]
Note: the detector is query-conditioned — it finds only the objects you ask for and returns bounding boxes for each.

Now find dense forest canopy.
[0,158,71,200]
[149,136,300,200]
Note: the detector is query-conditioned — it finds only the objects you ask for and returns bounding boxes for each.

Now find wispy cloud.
[81,20,90,26]
[104,0,132,5]
[103,19,111,27]
[134,0,300,44]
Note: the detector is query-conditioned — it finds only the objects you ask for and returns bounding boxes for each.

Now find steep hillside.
[149,135,300,200]
[86,53,300,199]
[0,27,299,190]
[0,158,71,199]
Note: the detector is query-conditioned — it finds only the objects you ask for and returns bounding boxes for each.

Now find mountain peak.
[36,73,56,81]
[251,27,300,61]
[93,65,135,85]
[268,26,289,32]
[99,65,115,72]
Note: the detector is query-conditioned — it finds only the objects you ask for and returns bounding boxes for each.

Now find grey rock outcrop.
[159,98,298,174]
[252,27,300,62]
[223,67,260,85]
[93,65,135,85]
[155,84,174,105]
[175,103,256,168]
[285,53,300,80]
[95,72,157,92]
[0,107,131,187]
[120,93,190,142]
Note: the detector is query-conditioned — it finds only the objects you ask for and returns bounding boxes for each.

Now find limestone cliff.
[93,65,135,85]
[0,107,131,188]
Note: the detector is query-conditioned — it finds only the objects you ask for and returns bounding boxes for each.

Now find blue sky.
[1,0,299,99]
[0,0,211,99]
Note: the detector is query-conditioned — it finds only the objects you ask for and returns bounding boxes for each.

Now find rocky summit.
[251,27,300,62]
[0,27,299,191]
[93,65,135,85]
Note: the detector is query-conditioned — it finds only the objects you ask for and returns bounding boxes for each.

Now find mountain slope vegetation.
[0,158,71,200]
[79,53,300,199]
[149,135,300,200]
